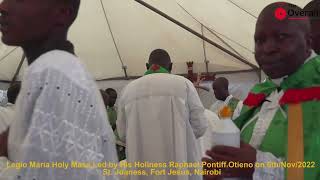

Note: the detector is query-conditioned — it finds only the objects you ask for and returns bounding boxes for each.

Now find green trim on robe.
[234,56,320,180]
[144,65,169,75]
[107,106,117,130]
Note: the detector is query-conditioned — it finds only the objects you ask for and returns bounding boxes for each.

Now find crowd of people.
[0,0,319,180]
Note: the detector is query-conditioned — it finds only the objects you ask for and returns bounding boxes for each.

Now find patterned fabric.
[2,50,118,180]
[234,54,320,180]
[253,151,285,180]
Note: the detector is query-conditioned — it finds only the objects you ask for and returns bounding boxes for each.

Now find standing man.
[117,49,208,180]
[104,88,126,161]
[0,0,118,179]
[210,77,242,119]
[105,88,118,131]
[204,2,320,180]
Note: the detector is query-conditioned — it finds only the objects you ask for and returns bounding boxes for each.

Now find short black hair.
[212,77,229,90]
[7,82,21,104]
[105,88,117,95]
[148,49,172,70]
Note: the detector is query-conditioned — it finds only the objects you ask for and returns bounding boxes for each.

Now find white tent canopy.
[0,0,312,105]
[0,0,312,107]
[0,0,312,82]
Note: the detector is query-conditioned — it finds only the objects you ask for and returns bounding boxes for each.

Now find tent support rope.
[227,0,257,19]
[201,25,209,74]
[100,0,128,78]
[0,47,18,64]
[177,2,251,59]
[135,0,258,70]
[95,69,258,81]
[10,53,25,86]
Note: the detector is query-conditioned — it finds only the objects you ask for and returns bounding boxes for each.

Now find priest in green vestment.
[203,2,320,180]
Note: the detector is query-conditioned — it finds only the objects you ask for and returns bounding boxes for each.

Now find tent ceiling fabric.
[0,0,312,81]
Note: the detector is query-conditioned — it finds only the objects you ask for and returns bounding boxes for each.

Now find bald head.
[258,2,310,34]
[147,49,172,72]
[304,0,320,23]
[304,1,320,53]
[212,77,229,101]
[254,2,312,79]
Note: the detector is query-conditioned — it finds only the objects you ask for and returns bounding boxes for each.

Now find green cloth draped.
[234,56,320,180]
[227,97,240,113]
[107,107,117,130]
[107,106,126,161]
[144,64,169,75]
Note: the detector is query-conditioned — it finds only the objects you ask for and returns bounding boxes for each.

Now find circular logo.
[274,7,287,21]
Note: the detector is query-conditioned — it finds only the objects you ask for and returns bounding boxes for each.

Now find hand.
[0,128,8,157]
[193,73,205,87]
[202,141,256,178]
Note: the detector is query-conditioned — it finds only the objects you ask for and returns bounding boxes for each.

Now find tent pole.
[257,69,262,82]
[176,2,251,58]
[98,69,258,81]
[100,0,128,78]
[135,0,258,70]
[122,65,128,79]
[201,25,209,74]
[10,53,25,86]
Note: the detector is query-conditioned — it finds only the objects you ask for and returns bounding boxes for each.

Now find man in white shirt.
[210,77,242,119]
[117,49,208,180]
[0,0,118,179]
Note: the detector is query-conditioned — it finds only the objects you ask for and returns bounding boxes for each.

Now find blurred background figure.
[210,77,242,119]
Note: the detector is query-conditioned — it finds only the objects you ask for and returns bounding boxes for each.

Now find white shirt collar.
[271,50,317,86]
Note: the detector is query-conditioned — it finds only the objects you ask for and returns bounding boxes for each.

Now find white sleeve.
[6,68,118,180]
[116,96,126,143]
[253,150,285,180]
[186,80,208,138]
[232,100,243,120]
[0,107,12,134]
[0,156,8,172]
[0,156,18,180]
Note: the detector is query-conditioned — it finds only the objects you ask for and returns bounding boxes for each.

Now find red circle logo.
[274,7,287,20]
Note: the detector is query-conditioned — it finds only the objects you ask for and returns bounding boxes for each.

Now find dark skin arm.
[0,128,8,157]
[202,141,256,179]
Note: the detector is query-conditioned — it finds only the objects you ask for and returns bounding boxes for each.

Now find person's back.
[0,0,118,179]
[117,72,207,180]
[5,50,118,179]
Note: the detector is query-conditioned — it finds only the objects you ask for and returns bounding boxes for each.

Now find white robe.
[117,73,208,180]
[1,50,118,180]
[198,110,220,158]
